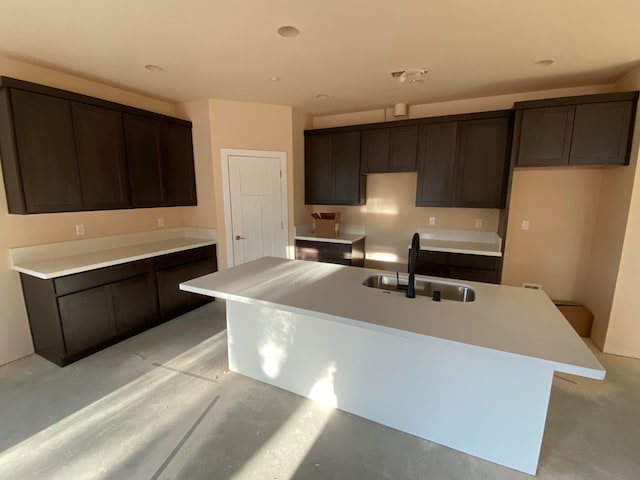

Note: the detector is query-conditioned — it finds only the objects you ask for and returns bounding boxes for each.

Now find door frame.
[221,148,289,268]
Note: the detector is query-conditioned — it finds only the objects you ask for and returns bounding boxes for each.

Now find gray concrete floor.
[1,301,639,480]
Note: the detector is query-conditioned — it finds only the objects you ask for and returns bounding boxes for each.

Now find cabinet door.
[124,114,164,207]
[414,250,449,277]
[160,122,197,205]
[305,134,333,204]
[333,131,364,205]
[389,125,418,172]
[416,123,457,206]
[295,239,352,266]
[455,117,510,208]
[72,102,130,210]
[361,128,390,173]
[11,89,83,213]
[569,101,634,166]
[156,264,194,320]
[111,273,159,335]
[58,286,117,356]
[517,106,574,166]
[188,258,217,308]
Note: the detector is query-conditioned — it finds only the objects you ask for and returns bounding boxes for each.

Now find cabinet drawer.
[416,250,449,264]
[54,258,154,296]
[449,253,500,271]
[154,245,216,270]
[449,267,499,284]
[295,240,353,266]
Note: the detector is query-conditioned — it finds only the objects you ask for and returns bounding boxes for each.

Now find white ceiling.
[1,0,639,116]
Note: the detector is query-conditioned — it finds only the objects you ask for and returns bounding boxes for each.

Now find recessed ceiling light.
[316,94,330,100]
[270,76,280,81]
[278,25,300,38]
[534,59,554,67]
[144,64,164,73]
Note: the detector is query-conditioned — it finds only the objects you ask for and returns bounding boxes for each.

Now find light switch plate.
[522,220,530,230]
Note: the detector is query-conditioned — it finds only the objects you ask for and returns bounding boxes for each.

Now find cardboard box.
[311,212,340,238]
[553,300,594,337]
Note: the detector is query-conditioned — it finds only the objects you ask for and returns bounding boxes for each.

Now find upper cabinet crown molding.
[0,77,196,214]
[513,91,639,167]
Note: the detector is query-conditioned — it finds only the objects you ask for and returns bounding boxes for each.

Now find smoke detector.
[391,68,428,84]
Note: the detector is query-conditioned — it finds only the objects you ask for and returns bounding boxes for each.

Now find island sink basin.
[362,274,475,302]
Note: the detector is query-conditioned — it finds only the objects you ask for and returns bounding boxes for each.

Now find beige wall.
[179,99,217,229]
[208,99,294,269]
[590,65,640,357]
[502,168,602,300]
[310,173,499,272]
[309,85,613,284]
[0,55,186,365]
[292,109,312,226]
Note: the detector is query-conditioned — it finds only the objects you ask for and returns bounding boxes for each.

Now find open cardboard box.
[553,300,594,337]
[311,212,340,238]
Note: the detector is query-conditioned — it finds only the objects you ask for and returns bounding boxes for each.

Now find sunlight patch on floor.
[0,332,226,480]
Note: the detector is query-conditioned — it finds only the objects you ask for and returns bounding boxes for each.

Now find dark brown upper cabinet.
[514,92,638,167]
[455,116,511,208]
[124,114,197,208]
[416,122,458,206]
[72,102,130,210]
[0,76,196,214]
[160,122,197,205]
[305,131,365,205]
[0,89,83,213]
[123,114,165,207]
[361,126,417,173]
[416,111,512,208]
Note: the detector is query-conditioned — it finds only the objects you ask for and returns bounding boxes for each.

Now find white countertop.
[294,233,365,244]
[417,229,502,257]
[10,228,216,279]
[295,223,365,244]
[181,257,604,380]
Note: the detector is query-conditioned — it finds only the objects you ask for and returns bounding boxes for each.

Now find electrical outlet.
[523,282,543,290]
[475,218,482,229]
[429,216,436,226]
[158,217,165,227]
[522,220,530,230]
[75,224,85,236]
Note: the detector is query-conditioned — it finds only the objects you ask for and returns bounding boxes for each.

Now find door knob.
[235,235,246,240]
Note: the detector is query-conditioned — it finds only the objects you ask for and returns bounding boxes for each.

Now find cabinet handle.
[235,235,246,240]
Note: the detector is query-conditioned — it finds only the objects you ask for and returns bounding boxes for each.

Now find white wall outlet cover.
[75,224,85,236]
[522,220,530,230]
[475,219,482,229]
[429,216,436,226]
[522,282,543,290]
[158,217,165,227]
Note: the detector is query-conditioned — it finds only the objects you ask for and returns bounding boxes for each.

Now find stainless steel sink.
[362,274,475,302]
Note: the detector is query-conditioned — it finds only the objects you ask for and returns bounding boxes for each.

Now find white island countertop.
[11,228,216,279]
[182,257,604,380]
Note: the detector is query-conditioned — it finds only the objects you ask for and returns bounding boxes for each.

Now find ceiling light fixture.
[316,94,330,100]
[144,64,164,73]
[277,25,300,38]
[391,68,428,84]
[534,59,554,67]
[270,76,280,81]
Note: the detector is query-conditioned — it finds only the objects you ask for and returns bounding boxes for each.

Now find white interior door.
[228,153,286,266]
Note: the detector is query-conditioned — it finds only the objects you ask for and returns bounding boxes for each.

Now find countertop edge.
[13,240,216,279]
[295,234,365,244]
[419,245,503,257]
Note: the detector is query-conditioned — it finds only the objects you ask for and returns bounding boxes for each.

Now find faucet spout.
[407,232,420,298]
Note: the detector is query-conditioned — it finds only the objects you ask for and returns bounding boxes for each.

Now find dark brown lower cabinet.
[414,250,501,284]
[295,238,365,267]
[20,245,217,366]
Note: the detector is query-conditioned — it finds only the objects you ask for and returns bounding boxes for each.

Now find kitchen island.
[180,257,604,475]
